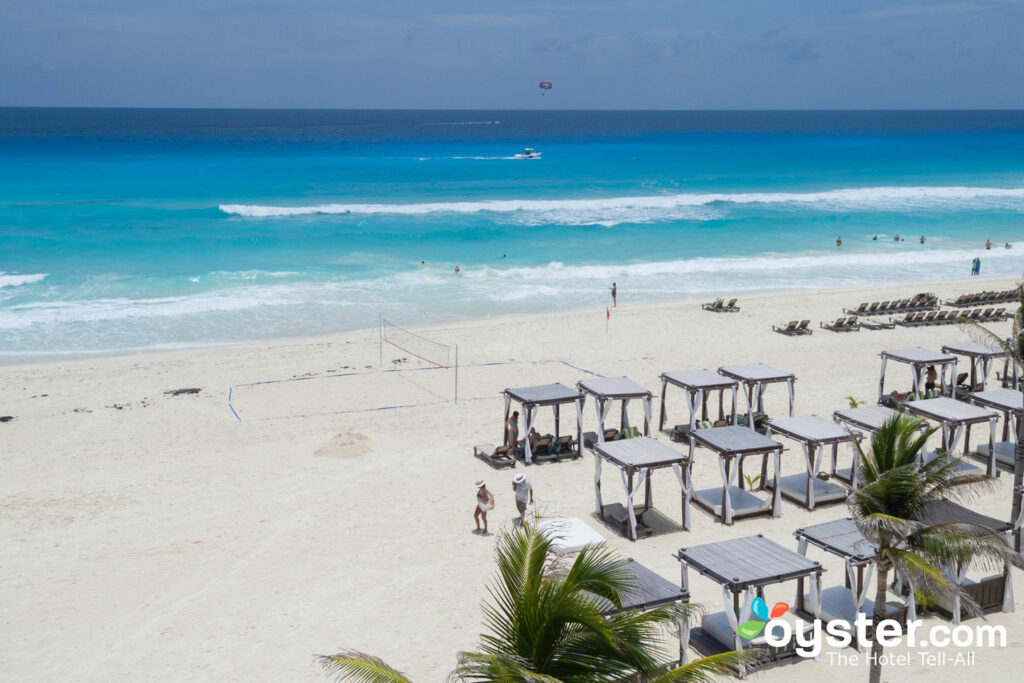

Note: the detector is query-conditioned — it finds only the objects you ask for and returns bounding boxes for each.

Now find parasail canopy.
[539,80,552,90]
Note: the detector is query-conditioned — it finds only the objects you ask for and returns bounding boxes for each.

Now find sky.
[1,0,1023,109]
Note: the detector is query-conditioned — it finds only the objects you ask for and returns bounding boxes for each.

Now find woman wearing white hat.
[474,481,494,534]
[512,472,534,524]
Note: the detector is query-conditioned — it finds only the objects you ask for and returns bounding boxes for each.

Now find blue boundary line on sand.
[227,359,606,422]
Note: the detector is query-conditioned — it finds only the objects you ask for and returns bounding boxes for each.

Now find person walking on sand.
[610,282,617,307]
[513,472,534,524]
[506,410,519,450]
[474,480,494,533]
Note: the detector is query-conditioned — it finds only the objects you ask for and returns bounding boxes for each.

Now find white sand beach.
[3,276,1023,681]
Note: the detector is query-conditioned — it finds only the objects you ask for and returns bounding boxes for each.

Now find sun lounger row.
[820,316,860,332]
[944,290,1018,307]
[896,308,1011,326]
[772,320,811,335]
[701,297,739,312]
[845,296,938,315]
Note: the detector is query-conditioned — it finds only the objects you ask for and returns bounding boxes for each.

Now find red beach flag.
[606,306,610,320]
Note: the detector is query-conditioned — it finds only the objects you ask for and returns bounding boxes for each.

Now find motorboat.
[513,148,542,159]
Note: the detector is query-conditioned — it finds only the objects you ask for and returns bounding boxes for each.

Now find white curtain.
[672,461,692,530]
[619,466,648,540]
[523,408,538,464]
[950,563,969,626]
[622,398,631,431]
[683,389,697,429]
[643,395,652,436]
[595,398,609,442]
[771,450,782,517]
[808,573,823,661]
[719,456,738,524]
[797,537,808,555]
[986,416,998,477]
[878,357,888,401]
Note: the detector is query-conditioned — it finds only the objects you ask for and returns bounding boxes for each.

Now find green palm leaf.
[317,650,412,683]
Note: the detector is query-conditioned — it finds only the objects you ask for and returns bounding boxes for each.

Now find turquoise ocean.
[1,108,1023,362]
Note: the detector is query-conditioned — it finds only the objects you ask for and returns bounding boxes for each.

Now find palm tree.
[961,282,1024,523]
[849,413,1023,683]
[319,523,755,682]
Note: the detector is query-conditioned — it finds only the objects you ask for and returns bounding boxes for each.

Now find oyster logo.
[737,597,789,639]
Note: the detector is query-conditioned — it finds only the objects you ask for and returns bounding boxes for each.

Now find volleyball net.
[380,315,458,401]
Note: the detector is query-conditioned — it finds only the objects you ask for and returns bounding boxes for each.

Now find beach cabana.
[718,363,796,431]
[878,347,957,405]
[901,397,998,477]
[688,426,782,524]
[503,383,583,465]
[893,500,1017,625]
[658,370,738,441]
[595,559,692,664]
[832,405,929,484]
[578,377,653,445]
[969,388,1023,472]
[593,437,691,540]
[793,518,910,643]
[677,535,824,674]
[537,517,606,554]
[942,341,1013,393]
[765,416,857,510]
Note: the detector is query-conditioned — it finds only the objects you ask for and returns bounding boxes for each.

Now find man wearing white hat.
[512,472,534,524]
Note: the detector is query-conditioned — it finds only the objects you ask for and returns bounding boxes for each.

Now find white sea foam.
[218,185,1024,226]
[0,272,48,288]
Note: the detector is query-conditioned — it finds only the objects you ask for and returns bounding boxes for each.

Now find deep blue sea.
[2,108,1024,362]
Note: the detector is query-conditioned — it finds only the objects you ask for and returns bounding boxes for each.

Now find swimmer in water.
[894,233,901,241]
[920,236,926,244]
[836,236,842,247]
[872,235,878,241]
[454,265,461,275]
[986,239,993,250]
[1006,242,1013,249]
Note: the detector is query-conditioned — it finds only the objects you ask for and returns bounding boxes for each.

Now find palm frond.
[317,651,412,683]
[650,649,764,683]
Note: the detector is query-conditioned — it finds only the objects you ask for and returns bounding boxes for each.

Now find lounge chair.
[878,300,891,312]
[920,311,937,325]
[553,434,577,459]
[845,316,860,330]
[931,311,947,324]
[820,317,849,332]
[701,298,724,311]
[895,312,916,326]
[474,443,515,469]
[910,312,927,325]
[846,303,868,315]
[796,319,812,334]
[867,302,879,313]
[980,308,994,320]
[991,307,1008,320]
[722,298,740,312]
[861,318,895,330]
[773,320,799,335]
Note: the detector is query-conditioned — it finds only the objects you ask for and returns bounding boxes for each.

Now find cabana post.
[578,377,654,445]
[878,347,957,405]
[502,383,583,464]
[659,369,739,441]
[593,437,691,540]
[677,535,824,674]
[718,364,796,432]
[765,416,858,509]
[688,426,783,524]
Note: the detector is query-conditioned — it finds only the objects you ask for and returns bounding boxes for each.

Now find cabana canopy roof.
[903,397,995,425]
[677,535,822,590]
[689,425,782,455]
[661,370,737,391]
[504,383,581,406]
[880,347,956,365]
[833,405,902,432]
[972,388,1024,414]
[794,518,874,564]
[941,341,1010,360]
[607,559,690,613]
[594,436,687,470]
[578,377,652,400]
[719,363,795,384]
[768,415,857,445]
[917,499,1012,534]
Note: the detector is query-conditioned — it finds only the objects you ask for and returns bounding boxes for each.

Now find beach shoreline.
[2,274,1022,681]
[2,272,1016,370]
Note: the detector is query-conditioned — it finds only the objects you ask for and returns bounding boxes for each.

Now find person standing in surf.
[610,282,617,307]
